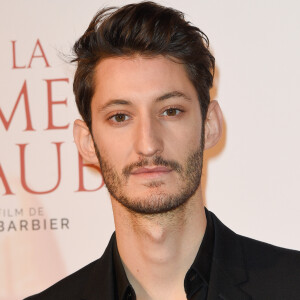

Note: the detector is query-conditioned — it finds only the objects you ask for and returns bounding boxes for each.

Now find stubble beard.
[93,136,204,216]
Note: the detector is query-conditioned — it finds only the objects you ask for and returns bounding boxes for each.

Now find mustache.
[122,156,183,178]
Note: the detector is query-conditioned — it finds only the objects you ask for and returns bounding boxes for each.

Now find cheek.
[163,126,202,163]
[171,117,202,146]
[94,130,132,166]
[188,111,203,144]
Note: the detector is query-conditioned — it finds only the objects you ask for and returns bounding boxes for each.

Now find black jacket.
[24,210,300,300]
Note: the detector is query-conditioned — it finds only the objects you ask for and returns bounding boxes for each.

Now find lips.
[131,166,172,175]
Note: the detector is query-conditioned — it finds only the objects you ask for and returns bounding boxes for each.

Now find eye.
[109,113,130,123]
[162,108,182,117]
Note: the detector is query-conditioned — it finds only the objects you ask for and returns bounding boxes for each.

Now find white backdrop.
[0,1,299,299]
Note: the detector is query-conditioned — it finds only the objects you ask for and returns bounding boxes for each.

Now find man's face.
[90,55,204,215]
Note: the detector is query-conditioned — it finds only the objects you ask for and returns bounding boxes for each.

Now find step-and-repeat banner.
[1,1,300,299]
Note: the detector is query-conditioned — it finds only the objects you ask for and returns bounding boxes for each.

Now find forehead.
[92,55,198,104]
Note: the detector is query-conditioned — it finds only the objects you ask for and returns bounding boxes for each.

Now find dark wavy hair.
[72,1,215,131]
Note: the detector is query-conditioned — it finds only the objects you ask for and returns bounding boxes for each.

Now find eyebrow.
[155,91,191,102]
[97,99,132,113]
[97,90,191,113]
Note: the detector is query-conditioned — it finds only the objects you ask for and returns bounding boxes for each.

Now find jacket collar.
[207,211,251,300]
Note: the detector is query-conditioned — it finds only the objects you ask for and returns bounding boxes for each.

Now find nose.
[133,114,164,157]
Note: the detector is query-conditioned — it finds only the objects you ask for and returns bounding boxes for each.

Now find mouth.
[131,166,172,178]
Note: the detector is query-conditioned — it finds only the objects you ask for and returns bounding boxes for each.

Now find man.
[25,2,300,300]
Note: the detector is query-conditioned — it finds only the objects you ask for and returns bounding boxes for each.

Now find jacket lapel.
[207,211,251,300]
[207,261,251,300]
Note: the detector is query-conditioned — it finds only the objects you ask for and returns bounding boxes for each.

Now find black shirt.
[113,210,215,300]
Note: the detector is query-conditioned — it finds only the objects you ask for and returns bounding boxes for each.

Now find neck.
[111,188,207,300]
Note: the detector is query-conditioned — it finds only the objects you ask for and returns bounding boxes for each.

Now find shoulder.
[209,209,300,266]
[23,233,116,300]
[23,259,98,300]
[209,210,300,297]
[239,233,300,274]
[238,235,300,297]
[212,209,300,271]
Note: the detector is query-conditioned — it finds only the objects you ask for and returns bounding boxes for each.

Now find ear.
[204,100,223,150]
[73,119,99,164]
